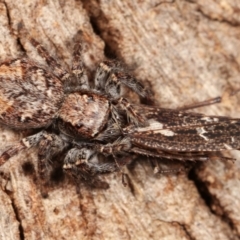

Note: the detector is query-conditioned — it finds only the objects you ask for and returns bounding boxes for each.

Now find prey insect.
[0,35,239,196]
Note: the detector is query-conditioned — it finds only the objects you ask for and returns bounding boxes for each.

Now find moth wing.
[133,104,234,128]
[128,105,240,152]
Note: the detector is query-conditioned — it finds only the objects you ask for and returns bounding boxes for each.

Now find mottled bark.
[0,0,240,239]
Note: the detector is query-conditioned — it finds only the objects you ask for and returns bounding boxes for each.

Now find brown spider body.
[58,91,110,139]
[0,58,112,140]
[0,58,64,129]
[0,36,150,196]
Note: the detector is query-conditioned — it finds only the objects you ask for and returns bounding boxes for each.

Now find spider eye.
[116,85,121,94]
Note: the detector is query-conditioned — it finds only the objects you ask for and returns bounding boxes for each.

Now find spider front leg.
[94,60,151,125]
[101,65,150,125]
[106,70,150,99]
[112,97,147,126]
[94,60,122,92]
[63,148,119,189]
[94,139,135,186]
[94,60,150,98]
[67,139,134,188]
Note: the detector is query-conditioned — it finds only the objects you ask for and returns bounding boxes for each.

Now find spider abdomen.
[0,58,64,129]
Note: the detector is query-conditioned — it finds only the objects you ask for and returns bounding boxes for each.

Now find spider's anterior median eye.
[117,85,121,94]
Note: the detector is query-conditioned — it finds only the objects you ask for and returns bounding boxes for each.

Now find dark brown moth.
[0,36,239,196]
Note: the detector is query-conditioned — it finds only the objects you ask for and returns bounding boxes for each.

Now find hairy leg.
[70,40,89,90]
[111,97,147,126]
[63,148,119,189]
[106,70,150,99]
[0,131,69,197]
[37,133,68,197]
[94,60,122,92]
[30,38,69,81]
[0,131,47,166]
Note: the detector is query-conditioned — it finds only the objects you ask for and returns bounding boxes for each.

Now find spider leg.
[95,120,122,142]
[93,140,135,187]
[65,140,135,188]
[70,41,89,89]
[30,38,70,81]
[63,148,118,189]
[94,60,122,92]
[94,60,150,125]
[64,41,90,93]
[0,131,68,197]
[0,131,47,166]
[37,133,68,197]
[112,97,147,126]
[63,148,119,176]
[94,60,150,98]
[106,71,150,99]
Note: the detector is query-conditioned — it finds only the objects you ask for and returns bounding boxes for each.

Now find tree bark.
[0,0,240,239]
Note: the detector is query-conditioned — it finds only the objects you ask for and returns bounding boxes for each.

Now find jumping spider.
[1,35,240,197]
[0,36,151,196]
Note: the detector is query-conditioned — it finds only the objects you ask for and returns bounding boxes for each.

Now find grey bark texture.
[0,0,240,239]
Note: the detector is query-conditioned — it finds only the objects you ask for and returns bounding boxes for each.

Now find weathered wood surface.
[0,0,240,239]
